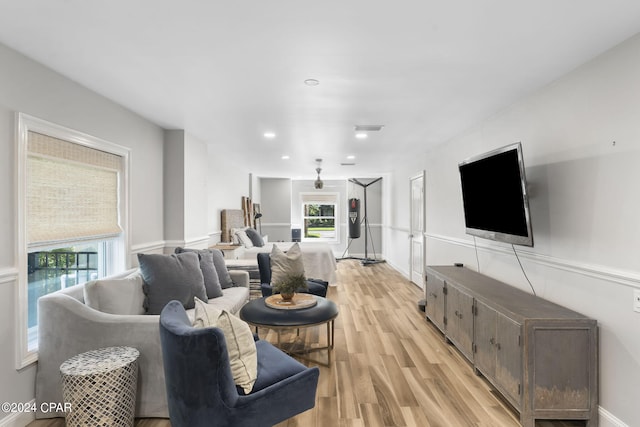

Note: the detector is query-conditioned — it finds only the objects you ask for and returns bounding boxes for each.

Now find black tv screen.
[458,142,533,247]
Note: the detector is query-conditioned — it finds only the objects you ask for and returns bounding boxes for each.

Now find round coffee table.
[240,295,338,366]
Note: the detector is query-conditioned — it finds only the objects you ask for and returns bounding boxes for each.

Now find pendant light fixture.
[314,158,324,189]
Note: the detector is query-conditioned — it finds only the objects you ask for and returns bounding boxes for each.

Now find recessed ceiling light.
[281,155,290,160]
[304,79,319,86]
[347,155,355,160]
[263,132,276,139]
[355,133,368,139]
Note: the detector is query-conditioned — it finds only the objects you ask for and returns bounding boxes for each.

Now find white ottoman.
[60,346,139,427]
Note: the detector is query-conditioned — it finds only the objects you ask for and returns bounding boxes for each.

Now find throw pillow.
[193,297,257,394]
[234,228,254,249]
[270,243,305,286]
[198,250,223,298]
[245,227,265,247]
[174,248,223,299]
[211,248,234,289]
[83,272,145,315]
[138,252,207,314]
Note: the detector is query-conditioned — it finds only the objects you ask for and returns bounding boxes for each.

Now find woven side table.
[60,346,139,427]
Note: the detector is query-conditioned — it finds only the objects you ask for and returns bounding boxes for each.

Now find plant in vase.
[273,274,307,301]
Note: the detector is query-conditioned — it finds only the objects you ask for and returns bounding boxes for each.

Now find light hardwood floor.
[28,260,585,427]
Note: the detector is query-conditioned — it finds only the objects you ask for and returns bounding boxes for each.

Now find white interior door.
[409,172,425,288]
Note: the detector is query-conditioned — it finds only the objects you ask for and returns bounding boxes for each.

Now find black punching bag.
[348,198,361,238]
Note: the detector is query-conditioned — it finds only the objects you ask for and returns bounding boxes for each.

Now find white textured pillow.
[234,228,254,249]
[83,273,145,315]
[193,298,257,393]
[270,243,305,285]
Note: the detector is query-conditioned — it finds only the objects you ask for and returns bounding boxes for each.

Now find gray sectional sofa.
[34,257,250,419]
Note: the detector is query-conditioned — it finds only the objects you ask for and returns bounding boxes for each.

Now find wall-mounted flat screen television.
[458,142,533,247]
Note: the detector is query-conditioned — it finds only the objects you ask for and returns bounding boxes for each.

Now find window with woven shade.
[16,113,130,366]
[27,131,123,246]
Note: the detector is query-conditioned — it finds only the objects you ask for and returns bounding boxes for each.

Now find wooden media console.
[425,265,598,427]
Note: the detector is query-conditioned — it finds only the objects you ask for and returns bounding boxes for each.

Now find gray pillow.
[83,272,145,315]
[211,248,234,289]
[174,247,223,298]
[138,252,208,314]
[245,228,265,247]
[199,250,223,298]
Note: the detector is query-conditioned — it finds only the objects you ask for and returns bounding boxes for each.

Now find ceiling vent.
[341,162,356,166]
[354,125,384,132]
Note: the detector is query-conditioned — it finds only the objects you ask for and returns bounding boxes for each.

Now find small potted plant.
[273,274,308,302]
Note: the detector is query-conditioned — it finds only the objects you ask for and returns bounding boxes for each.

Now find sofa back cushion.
[174,248,224,298]
[83,272,146,315]
[138,252,208,314]
[210,248,234,289]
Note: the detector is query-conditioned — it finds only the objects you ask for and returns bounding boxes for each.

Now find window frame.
[15,113,131,368]
[300,192,340,243]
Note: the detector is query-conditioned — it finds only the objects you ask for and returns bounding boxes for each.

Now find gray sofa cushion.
[174,248,223,299]
[138,252,207,314]
[83,272,146,315]
[199,250,224,298]
[211,248,234,289]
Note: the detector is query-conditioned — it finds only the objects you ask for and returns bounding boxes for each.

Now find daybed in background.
[221,209,338,284]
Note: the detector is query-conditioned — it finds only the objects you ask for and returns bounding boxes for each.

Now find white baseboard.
[385,258,410,280]
[0,403,35,427]
[599,406,629,427]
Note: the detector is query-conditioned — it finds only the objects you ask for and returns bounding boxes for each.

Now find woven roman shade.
[301,193,337,204]
[26,131,123,246]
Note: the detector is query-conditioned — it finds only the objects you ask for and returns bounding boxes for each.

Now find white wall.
[0,42,165,424]
[183,132,209,245]
[163,130,185,243]
[207,147,251,243]
[163,130,212,249]
[260,178,293,242]
[386,33,640,426]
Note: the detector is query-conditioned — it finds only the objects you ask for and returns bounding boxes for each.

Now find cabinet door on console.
[530,326,593,414]
[474,299,497,378]
[495,313,522,407]
[425,271,445,333]
[474,300,522,409]
[445,284,474,361]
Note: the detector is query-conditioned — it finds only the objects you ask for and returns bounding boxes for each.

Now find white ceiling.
[1,1,640,179]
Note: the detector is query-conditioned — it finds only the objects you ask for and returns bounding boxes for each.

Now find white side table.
[60,346,139,427]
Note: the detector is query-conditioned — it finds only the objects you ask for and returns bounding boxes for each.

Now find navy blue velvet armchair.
[257,253,329,298]
[159,300,319,427]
